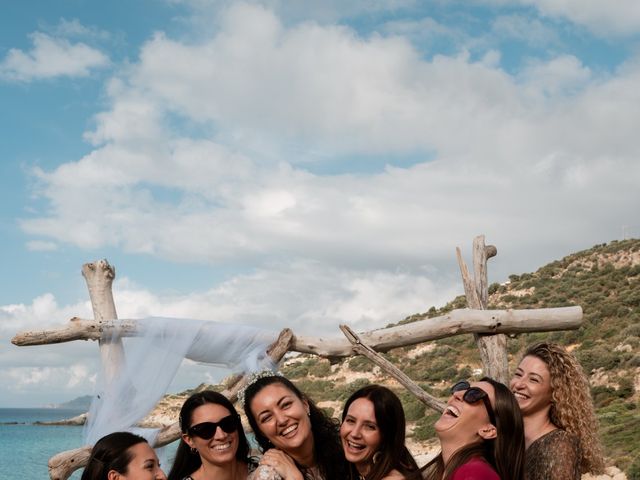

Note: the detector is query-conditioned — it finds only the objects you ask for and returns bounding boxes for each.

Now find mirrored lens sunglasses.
[187,414,239,439]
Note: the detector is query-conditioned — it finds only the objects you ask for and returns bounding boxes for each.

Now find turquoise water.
[0,409,182,479]
[0,408,86,479]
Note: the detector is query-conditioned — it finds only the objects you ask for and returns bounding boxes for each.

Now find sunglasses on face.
[450,380,496,426]
[187,414,239,439]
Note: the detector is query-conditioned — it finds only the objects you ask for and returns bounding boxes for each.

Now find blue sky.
[1,0,639,407]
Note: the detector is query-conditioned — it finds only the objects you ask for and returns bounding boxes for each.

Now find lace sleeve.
[248,465,283,480]
[525,430,581,480]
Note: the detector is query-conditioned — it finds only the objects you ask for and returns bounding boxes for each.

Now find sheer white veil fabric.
[83,317,277,445]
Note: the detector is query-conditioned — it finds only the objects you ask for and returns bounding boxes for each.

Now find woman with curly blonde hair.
[510,342,605,480]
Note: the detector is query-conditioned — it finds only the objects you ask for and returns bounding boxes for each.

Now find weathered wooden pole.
[457,235,509,383]
[46,261,128,480]
[13,307,583,356]
[82,260,124,384]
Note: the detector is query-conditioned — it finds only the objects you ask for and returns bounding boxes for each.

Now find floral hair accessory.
[237,369,283,406]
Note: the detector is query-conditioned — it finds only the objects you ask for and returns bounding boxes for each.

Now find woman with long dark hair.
[511,342,605,480]
[82,431,166,480]
[168,391,255,480]
[424,377,525,480]
[242,374,349,480]
[340,385,421,480]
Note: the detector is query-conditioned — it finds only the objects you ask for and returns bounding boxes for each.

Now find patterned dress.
[248,464,324,480]
[525,429,581,480]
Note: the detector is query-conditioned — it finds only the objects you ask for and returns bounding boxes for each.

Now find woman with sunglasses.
[340,384,421,480]
[243,373,349,480]
[168,391,256,480]
[423,377,525,480]
[510,342,604,480]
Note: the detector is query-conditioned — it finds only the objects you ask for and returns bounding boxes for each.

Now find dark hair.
[81,431,148,480]
[243,375,349,479]
[341,385,421,480]
[425,377,525,480]
[168,390,251,480]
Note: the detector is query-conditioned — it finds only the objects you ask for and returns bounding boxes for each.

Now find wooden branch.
[457,237,509,383]
[456,247,481,308]
[48,329,295,480]
[15,307,583,359]
[12,317,136,345]
[293,306,581,356]
[83,260,124,384]
[340,325,446,413]
[48,448,91,480]
[472,236,491,308]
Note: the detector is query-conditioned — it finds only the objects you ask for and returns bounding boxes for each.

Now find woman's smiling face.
[510,355,553,416]
[184,403,239,467]
[114,442,166,480]
[340,397,382,475]
[249,383,313,454]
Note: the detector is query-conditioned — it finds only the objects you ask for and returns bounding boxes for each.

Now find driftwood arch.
[12,235,583,480]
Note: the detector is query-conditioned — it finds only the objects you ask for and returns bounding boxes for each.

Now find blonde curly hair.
[522,342,605,474]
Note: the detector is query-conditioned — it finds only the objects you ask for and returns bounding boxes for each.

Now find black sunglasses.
[188,415,239,439]
[451,380,496,426]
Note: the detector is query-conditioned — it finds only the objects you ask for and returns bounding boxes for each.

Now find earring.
[372,451,382,464]
[190,447,198,454]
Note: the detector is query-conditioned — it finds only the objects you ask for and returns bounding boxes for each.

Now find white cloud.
[519,55,592,96]
[49,18,112,41]
[0,31,109,82]
[21,4,640,273]
[492,14,560,47]
[485,0,640,36]
[524,0,640,37]
[26,240,58,252]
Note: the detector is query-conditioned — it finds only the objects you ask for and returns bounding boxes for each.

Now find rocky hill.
[145,239,639,479]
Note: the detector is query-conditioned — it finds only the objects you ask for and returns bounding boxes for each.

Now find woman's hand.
[259,449,304,480]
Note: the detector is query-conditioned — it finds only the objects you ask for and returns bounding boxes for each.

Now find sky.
[0,0,639,408]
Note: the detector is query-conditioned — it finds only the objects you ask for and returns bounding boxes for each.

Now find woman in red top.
[423,377,525,480]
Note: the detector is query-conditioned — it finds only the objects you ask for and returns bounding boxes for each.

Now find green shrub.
[617,377,635,399]
[349,356,374,372]
[411,411,441,442]
[308,360,331,377]
[628,456,640,480]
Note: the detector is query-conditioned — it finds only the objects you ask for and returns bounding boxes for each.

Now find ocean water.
[0,409,181,480]
[0,408,87,480]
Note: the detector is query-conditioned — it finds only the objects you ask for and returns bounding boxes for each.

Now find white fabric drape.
[83,317,277,445]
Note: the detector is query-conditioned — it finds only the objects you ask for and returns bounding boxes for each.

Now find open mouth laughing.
[443,405,460,418]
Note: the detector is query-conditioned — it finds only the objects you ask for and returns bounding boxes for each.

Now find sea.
[0,408,180,479]
[0,408,87,479]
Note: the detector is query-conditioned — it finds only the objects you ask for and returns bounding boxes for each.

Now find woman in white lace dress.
[168,391,257,480]
[242,375,349,480]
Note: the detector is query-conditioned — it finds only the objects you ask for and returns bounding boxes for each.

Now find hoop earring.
[372,451,382,464]
[190,447,198,454]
